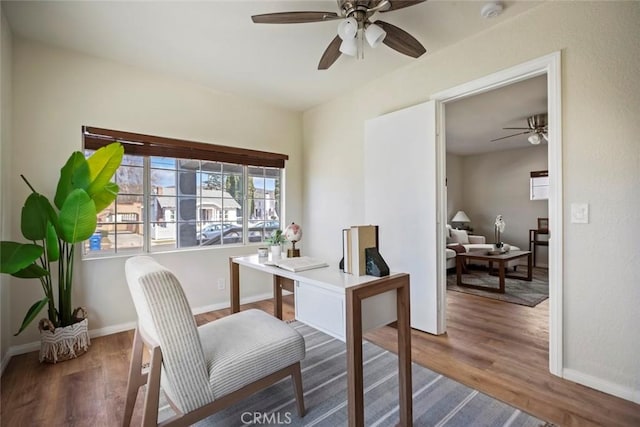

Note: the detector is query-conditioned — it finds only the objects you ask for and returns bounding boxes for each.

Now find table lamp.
[451,211,471,230]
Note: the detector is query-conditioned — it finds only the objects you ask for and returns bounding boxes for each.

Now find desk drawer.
[295,281,345,341]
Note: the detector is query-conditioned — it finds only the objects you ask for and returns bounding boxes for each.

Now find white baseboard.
[1,350,12,376]
[1,293,277,376]
[563,368,640,404]
[88,320,137,339]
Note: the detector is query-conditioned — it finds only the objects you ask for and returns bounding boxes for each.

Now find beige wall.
[459,146,548,265]
[7,38,302,347]
[1,11,13,367]
[303,2,640,400]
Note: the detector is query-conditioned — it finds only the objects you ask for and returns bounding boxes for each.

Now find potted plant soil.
[1,142,123,362]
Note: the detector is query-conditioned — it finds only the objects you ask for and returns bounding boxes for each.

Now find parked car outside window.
[250,220,280,229]
[197,223,233,242]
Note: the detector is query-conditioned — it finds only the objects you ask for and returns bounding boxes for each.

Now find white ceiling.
[445,74,548,156]
[2,0,543,112]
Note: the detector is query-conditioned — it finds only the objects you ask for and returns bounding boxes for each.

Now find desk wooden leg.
[397,278,413,427]
[273,276,283,320]
[498,260,506,293]
[229,258,240,314]
[527,253,533,280]
[346,292,364,427]
[346,276,413,427]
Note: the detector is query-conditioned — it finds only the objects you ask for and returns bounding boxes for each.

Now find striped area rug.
[159,321,548,426]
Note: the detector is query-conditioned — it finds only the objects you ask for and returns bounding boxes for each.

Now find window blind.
[83,126,288,168]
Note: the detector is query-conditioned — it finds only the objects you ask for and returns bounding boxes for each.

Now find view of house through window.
[83,152,283,258]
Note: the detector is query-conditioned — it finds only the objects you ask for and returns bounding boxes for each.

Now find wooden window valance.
[82,126,288,168]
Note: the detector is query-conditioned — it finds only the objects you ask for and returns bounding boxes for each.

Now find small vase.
[270,244,281,258]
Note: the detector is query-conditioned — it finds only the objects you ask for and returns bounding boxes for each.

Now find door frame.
[430,51,563,376]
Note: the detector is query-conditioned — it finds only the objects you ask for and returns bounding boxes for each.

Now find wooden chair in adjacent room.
[529,218,549,267]
[122,256,306,426]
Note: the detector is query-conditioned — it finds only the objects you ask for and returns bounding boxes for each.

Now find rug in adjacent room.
[447,266,549,307]
[158,321,549,426]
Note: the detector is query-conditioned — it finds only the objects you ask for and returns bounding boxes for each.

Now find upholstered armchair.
[123,256,306,426]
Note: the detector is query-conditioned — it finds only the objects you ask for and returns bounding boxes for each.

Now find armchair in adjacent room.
[122,256,306,426]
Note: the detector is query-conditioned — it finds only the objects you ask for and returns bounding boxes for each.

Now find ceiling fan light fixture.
[337,17,358,40]
[528,133,542,145]
[365,23,386,48]
[253,1,428,70]
[339,37,358,56]
[480,2,504,19]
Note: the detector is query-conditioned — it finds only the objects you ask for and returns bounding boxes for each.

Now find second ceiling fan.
[491,113,549,145]
[251,0,427,70]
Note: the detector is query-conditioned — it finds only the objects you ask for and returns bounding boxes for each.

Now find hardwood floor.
[2,293,639,426]
[365,291,640,427]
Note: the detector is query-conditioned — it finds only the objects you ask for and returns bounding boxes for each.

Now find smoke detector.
[481,2,504,19]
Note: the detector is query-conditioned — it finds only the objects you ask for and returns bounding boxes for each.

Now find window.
[82,127,287,258]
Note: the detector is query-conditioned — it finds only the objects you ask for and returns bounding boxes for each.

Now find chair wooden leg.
[123,328,145,427]
[142,345,163,427]
[291,362,305,417]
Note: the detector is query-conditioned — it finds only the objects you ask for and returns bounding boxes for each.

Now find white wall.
[0,10,13,368]
[303,2,640,401]
[8,38,302,347]
[459,145,548,265]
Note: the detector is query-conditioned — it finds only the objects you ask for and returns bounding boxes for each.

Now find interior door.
[364,100,444,334]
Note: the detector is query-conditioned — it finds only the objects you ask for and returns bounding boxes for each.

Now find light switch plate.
[571,203,589,224]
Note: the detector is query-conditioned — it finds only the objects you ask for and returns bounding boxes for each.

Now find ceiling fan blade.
[251,11,340,24]
[318,35,343,70]
[502,127,533,130]
[380,0,427,13]
[490,130,533,142]
[376,21,426,58]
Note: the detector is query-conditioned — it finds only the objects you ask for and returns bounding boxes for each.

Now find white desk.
[229,255,413,427]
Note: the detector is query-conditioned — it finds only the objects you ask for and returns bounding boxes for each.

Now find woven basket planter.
[38,309,91,363]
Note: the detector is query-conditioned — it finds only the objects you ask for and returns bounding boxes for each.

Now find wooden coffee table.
[455,250,532,293]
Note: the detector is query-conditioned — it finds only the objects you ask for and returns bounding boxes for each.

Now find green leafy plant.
[0,143,124,335]
[265,229,287,246]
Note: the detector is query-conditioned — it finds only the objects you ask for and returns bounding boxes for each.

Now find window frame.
[82,127,288,258]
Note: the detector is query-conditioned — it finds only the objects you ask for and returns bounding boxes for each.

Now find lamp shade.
[339,37,358,56]
[365,23,386,47]
[451,210,471,223]
[337,17,358,40]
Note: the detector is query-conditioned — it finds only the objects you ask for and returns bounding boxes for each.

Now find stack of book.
[342,225,378,276]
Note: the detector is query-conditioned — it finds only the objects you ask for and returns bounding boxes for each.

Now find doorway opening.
[431,52,562,375]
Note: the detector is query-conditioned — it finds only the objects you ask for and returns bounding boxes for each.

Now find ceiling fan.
[251,0,427,70]
[491,113,549,145]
